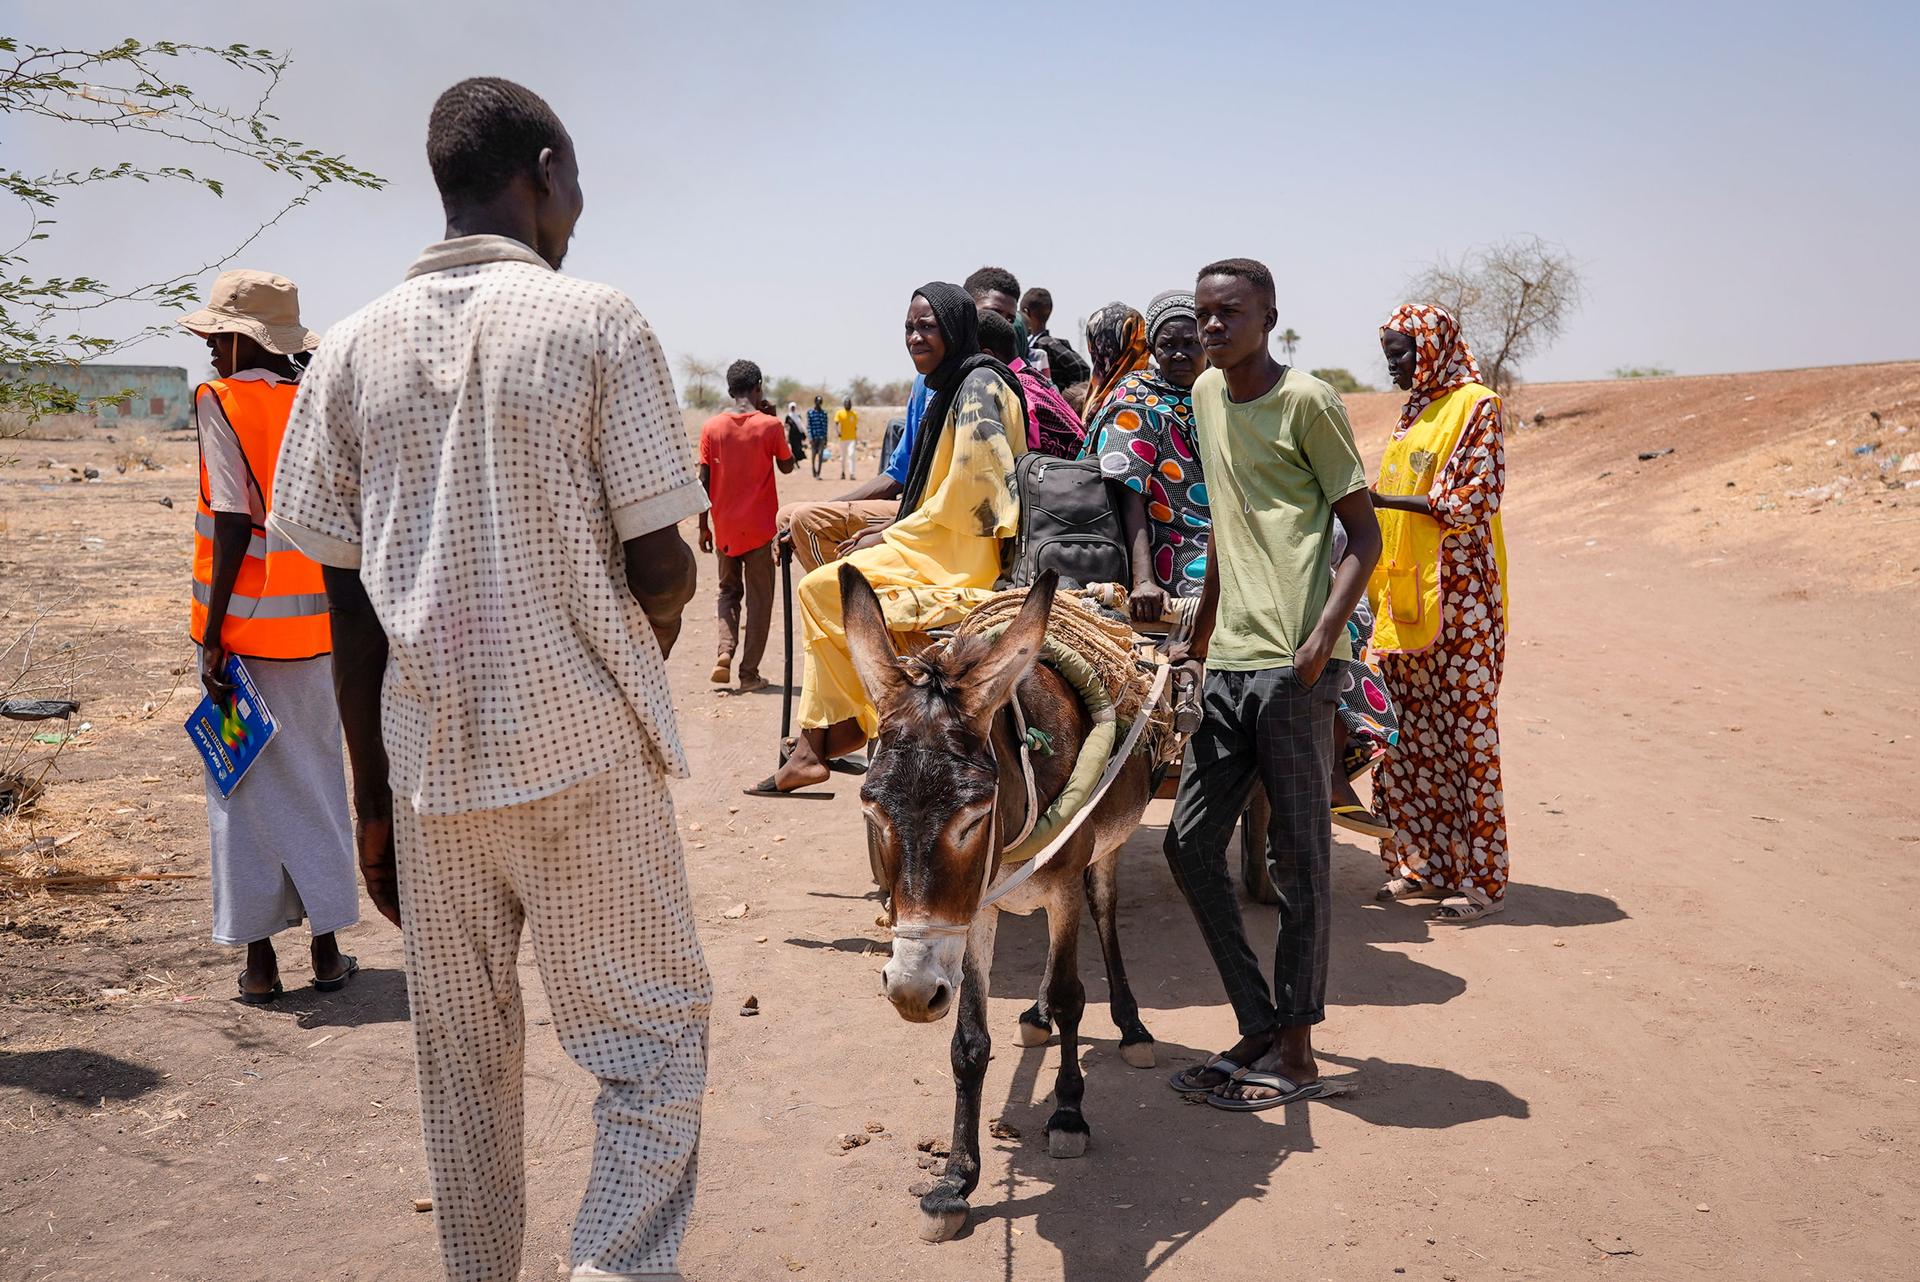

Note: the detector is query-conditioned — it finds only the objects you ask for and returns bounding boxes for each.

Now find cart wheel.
[1239,785,1280,904]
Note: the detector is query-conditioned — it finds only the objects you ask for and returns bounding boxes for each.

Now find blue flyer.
[184,656,278,799]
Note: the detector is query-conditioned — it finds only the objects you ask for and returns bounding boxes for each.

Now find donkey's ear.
[840,562,907,711]
[957,570,1057,727]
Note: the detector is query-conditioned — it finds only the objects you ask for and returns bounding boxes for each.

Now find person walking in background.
[1163,258,1380,1111]
[181,270,360,1005]
[783,399,808,459]
[834,395,860,480]
[269,77,709,1282]
[700,359,796,693]
[807,394,830,478]
[1368,303,1511,922]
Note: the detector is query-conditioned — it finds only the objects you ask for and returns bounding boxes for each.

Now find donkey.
[840,564,1158,1242]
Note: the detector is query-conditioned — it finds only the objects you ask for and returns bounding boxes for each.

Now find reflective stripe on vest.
[191,377,333,660]
[1366,382,1509,655]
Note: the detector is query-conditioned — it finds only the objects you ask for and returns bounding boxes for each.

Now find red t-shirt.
[697,410,791,556]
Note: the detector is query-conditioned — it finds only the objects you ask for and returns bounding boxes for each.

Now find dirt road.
[3,373,1917,1281]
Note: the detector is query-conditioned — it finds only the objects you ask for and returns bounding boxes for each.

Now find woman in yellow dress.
[756,281,1026,795]
[1368,303,1511,920]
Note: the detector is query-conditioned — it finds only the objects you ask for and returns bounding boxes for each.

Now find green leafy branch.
[0,35,384,433]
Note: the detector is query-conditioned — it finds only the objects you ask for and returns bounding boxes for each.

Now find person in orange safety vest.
[182,270,360,1003]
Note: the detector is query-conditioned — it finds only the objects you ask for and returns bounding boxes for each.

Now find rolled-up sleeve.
[267,341,364,568]
[598,301,709,541]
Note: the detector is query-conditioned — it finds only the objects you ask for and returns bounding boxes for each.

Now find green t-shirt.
[1191,365,1369,671]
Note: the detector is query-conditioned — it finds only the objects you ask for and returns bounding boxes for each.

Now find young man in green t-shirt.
[1165,257,1382,1111]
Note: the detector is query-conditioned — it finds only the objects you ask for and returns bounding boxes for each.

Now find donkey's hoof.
[1047,1127,1089,1159]
[918,1206,968,1242]
[1119,1039,1158,1069]
[1016,1018,1051,1048]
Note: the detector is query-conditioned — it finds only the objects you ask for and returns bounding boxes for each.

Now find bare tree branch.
[1405,235,1584,391]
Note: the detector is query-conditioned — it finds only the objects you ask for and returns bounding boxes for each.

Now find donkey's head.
[841,564,1057,1023]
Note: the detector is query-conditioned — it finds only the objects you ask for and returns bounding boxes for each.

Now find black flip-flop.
[743,775,834,800]
[313,954,360,993]
[1167,1054,1245,1095]
[237,973,283,1005]
[1205,1070,1352,1112]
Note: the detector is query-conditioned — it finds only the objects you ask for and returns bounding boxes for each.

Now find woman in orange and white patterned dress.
[1369,305,1510,921]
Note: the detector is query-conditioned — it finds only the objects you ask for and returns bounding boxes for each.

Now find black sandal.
[237,972,284,1005]
[743,774,834,800]
[313,954,360,993]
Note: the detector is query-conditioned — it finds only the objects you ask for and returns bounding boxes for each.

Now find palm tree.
[1278,328,1301,363]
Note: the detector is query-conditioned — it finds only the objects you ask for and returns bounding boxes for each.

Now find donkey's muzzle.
[883,937,962,1023]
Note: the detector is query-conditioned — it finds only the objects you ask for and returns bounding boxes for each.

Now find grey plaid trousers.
[1164,666,1337,1032]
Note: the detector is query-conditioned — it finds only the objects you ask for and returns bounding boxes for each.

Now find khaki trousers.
[715,541,774,679]
[775,498,896,574]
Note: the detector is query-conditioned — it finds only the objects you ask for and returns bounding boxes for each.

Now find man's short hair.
[977,309,1018,362]
[726,359,763,397]
[1197,257,1275,307]
[965,265,1021,303]
[1020,286,1053,318]
[426,77,569,205]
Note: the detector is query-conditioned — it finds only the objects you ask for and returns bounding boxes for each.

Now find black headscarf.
[898,281,1025,518]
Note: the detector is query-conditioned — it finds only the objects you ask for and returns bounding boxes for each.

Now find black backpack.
[1007,451,1130,589]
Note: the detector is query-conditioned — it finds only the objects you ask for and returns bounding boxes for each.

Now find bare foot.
[771,745,831,792]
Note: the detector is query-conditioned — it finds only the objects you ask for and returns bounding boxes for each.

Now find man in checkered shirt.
[270,78,709,1282]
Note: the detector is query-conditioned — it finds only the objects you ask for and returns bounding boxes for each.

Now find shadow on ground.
[0,1046,164,1104]
[221,966,412,1030]
[882,824,1585,1280]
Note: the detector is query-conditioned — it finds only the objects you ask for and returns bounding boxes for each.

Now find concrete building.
[1,364,194,429]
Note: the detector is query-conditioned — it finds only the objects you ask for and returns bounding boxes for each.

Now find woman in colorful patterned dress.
[1085,290,1209,621]
[1368,303,1511,921]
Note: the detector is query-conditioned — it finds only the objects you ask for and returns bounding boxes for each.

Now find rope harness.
[886,599,1190,942]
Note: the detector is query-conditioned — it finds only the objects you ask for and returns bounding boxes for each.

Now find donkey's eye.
[949,801,994,844]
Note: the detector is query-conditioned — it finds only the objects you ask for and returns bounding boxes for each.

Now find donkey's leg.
[1086,858,1156,1068]
[1042,890,1092,1158]
[919,913,998,1243]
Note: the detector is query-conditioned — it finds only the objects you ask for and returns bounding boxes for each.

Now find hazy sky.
[10,1,1917,393]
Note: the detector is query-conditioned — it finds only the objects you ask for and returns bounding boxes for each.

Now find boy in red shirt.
[698,360,797,691]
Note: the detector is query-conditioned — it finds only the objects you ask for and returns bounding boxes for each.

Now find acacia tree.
[0,36,384,434]
[1405,235,1583,391]
[676,354,721,410]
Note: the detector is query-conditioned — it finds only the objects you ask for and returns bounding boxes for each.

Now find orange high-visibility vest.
[190,378,331,660]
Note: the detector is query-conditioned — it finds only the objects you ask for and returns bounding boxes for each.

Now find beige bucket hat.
[178,269,320,354]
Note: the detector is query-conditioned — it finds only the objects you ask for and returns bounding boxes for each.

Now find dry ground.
[1,367,1917,1281]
